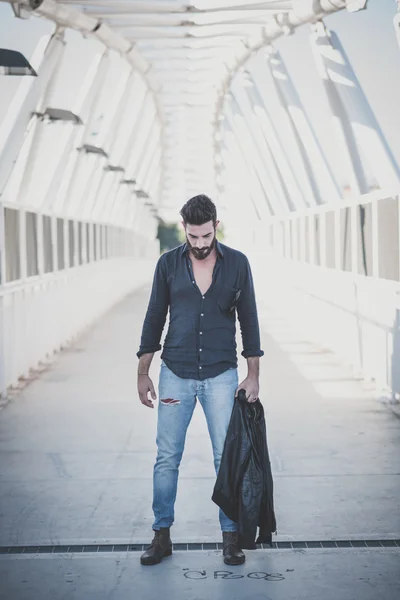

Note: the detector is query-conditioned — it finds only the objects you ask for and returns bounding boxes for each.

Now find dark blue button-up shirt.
[137,241,264,380]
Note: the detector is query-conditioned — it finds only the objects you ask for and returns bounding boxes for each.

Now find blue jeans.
[152,362,238,532]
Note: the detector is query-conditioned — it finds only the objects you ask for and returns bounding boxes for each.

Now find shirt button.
[192,281,195,284]
[201,313,204,317]
[199,366,202,370]
[199,349,203,352]
[202,296,205,299]
[200,332,203,335]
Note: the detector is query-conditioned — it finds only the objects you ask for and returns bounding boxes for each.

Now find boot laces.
[150,529,169,547]
[223,532,239,553]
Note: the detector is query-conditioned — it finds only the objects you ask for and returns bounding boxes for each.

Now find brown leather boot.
[140,528,172,565]
[222,531,245,565]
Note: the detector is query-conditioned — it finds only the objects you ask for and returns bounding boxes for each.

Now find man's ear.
[215,220,220,230]
[181,221,186,229]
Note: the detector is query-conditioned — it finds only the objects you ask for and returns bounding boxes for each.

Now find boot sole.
[224,556,246,566]
[140,547,172,566]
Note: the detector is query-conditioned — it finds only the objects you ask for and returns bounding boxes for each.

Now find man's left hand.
[236,377,259,403]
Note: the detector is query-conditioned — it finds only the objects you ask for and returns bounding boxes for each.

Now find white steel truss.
[0,0,366,221]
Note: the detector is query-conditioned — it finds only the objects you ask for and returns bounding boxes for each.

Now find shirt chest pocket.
[217,286,239,315]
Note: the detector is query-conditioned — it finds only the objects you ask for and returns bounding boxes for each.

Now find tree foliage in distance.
[157,221,184,253]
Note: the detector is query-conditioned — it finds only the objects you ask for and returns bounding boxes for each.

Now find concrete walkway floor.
[0,283,399,599]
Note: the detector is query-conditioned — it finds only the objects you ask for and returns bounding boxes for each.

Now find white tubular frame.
[242,189,400,398]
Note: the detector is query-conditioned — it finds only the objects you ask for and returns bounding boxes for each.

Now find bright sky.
[0,0,399,184]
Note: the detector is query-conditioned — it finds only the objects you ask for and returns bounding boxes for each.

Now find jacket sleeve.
[236,255,264,358]
[137,256,169,357]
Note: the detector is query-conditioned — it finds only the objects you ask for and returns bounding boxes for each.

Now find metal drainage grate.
[0,540,399,555]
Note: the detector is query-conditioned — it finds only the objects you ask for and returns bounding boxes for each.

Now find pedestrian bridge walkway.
[1,283,399,599]
[1,0,400,597]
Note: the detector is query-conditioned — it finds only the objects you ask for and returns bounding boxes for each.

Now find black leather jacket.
[212,390,277,549]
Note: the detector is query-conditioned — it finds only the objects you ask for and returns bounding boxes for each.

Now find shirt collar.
[182,239,224,259]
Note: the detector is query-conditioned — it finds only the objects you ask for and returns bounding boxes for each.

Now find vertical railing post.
[309,215,315,267]
[292,217,298,262]
[320,211,327,268]
[0,202,6,287]
[300,216,306,263]
[284,220,290,260]
[0,202,7,397]
[334,208,341,271]
[37,212,44,277]
[19,208,27,282]
[350,203,358,275]
[397,194,400,282]
[371,198,379,278]
[51,215,58,275]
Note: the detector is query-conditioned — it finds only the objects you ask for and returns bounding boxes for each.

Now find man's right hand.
[138,374,157,408]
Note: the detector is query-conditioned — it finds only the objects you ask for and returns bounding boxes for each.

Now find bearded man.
[137,194,263,566]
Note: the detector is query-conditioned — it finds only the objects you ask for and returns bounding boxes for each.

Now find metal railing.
[239,189,400,399]
[0,204,159,397]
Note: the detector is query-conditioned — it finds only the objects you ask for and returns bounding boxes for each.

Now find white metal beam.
[0,32,60,200]
[258,47,340,205]
[310,22,400,193]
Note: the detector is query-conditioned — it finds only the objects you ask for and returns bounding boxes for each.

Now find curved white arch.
[0,0,368,221]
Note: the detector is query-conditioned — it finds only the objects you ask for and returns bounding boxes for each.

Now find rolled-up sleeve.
[237,256,264,359]
[137,256,169,358]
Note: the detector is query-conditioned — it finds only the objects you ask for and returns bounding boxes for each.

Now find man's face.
[184,220,218,260]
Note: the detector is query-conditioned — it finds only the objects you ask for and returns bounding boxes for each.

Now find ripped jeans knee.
[160,397,181,406]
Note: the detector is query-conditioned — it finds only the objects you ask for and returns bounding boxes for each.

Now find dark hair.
[180,194,217,227]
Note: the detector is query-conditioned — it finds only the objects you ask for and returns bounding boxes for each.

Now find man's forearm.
[138,353,155,376]
[247,356,259,379]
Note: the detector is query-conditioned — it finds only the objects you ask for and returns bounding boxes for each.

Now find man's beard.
[187,234,216,260]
